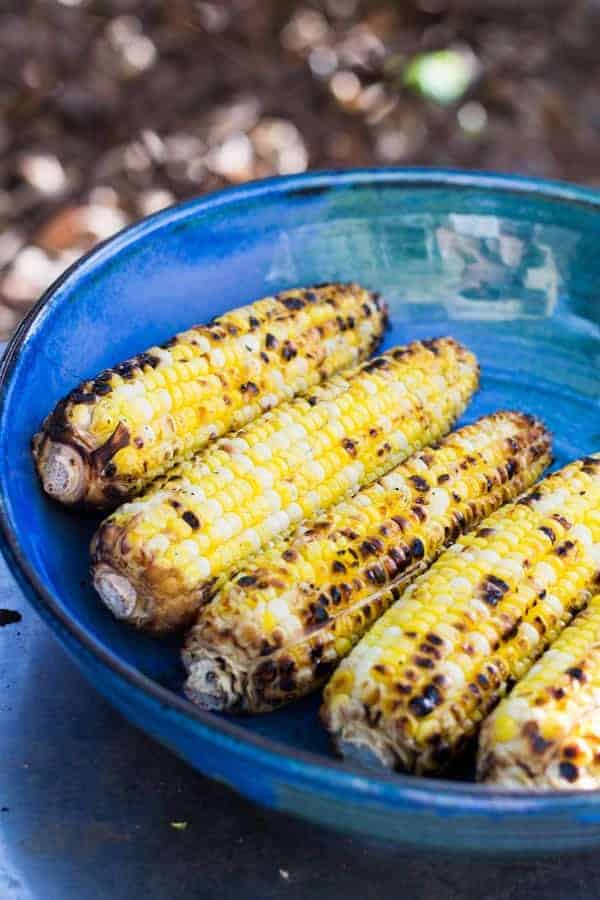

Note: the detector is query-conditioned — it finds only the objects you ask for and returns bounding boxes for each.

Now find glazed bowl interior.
[1,170,599,852]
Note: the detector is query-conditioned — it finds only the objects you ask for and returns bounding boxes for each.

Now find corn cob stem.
[321,454,600,775]
[33,283,386,508]
[36,441,88,505]
[183,412,551,713]
[91,337,479,633]
[478,591,600,789]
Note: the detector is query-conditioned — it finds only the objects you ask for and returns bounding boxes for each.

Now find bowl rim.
[3,166,600,816]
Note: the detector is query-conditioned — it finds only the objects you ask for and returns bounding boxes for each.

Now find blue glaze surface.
[0,169,599,852]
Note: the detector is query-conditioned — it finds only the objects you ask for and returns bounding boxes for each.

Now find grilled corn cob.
[322,454,600,775]
[183,412,551,713]
[33,283,386,508]
[479,591,600,790]
[91,337,479,633]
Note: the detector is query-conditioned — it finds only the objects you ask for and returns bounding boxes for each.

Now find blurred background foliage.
[1,0,599,337]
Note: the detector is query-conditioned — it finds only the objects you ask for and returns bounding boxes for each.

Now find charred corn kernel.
[91,337,479,633]
[322,454,600,774]
[182,412,551,712]
[479,588,600,790]
[32,283,386,509]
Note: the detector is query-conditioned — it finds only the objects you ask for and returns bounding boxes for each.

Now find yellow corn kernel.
[493,713,518,744]
[262,610,277,633]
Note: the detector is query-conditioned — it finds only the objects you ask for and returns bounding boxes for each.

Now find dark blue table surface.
[1,551,600,900]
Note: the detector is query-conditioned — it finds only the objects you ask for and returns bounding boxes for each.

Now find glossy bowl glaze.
[1,170,599,853]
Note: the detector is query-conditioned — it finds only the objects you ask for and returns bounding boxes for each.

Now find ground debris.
[0,1,598,337]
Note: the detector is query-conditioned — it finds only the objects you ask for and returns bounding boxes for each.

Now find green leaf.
[404,49,476,105]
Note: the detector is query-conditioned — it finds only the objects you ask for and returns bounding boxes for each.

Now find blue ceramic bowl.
[1,170,599,853]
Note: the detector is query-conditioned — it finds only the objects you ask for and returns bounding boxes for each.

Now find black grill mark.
[330,585,342,604]
[411,538,425,559]
[409,684,442,718]
[480,575,510,607]
[280,296,306,311]
[70,390,96,404]
[363,357,389,373]
[237,575,258,587]
[366,565,386,585]
[361,539,383,558]
[310,605,330,625]
[281,341,297,361]
[182,511,200,530]
[555,540,575,557]
[559,761,579,783]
